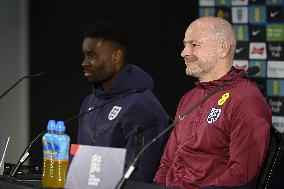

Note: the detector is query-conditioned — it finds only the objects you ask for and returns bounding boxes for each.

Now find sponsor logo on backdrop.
[232,0,248,6]
[252,30,261,36]
[272,116,284,133]
[267,97,284,115]
[267,79,284,97]
[232,7,248,23]
[199,8,215,17]
[267,6,283,22]
[270,11,279,18]
[249,60,266,78]
[236,47,245,54]
[199,0,215,6]
[249,42,267,59]
[216,0,231,6]
[267,25,284,41]
[266,0,284,5]
[249,6,267,24]
[233,60,249,70]
[251,46,265,54]
[215,7,231,21]
[249,25,266,41]
[233,25,249,41]
[267,43,284,60]
[235,42,249,59]
[267,61,284,78]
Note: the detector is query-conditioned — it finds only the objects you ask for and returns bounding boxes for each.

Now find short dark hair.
[83,21,129,60]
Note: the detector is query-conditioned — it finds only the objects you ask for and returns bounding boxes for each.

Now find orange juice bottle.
[42,120,56,187]
[42,121,70,188]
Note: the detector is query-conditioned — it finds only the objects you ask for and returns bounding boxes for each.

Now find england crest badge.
[108,106,122,120]
[207,108,222,124]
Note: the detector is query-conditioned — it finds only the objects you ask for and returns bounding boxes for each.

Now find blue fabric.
[77,64,170,183]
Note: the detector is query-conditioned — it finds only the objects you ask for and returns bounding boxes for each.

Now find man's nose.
[181,46,192,58]
[82,58,89,67]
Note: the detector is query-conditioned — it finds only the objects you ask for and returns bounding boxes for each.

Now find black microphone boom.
[245,66,259,76]
[32,71,51,78]
[0,71,50,101]
[8,87,147,178]
[64,87,147,123]
[115,66,260,189]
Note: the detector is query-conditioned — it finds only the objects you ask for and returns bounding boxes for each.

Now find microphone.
[115,66,260,189]
[0,71,50,101]
[64,87,147,123]
[31,71,51,78]
[8,87,147,178]
[244,66,259,76]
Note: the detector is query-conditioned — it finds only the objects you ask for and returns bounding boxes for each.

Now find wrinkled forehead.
[184,21,215,41]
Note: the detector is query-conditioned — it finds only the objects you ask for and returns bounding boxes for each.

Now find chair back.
[256,126,283,189]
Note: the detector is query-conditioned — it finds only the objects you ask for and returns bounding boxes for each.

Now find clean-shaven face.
[81,37,118,86]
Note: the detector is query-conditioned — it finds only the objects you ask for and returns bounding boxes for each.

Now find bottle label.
[53,134,70,160]
[42,134,70,160]
[42,134,54,159]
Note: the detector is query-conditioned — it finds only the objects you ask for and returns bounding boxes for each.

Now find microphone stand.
[115,67,259,189]
[8,131,45,178]
[0,72,50,101]
[8,87,147,178]
[6,72,50,178]
[0,76,29,100]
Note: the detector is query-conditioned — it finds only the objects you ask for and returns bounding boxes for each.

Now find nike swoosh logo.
[236,47,245,54]
[252,30,261,36]
[270,11,279,18]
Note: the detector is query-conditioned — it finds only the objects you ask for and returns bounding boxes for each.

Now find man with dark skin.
[78,21,169,183]
[82,37,124,88]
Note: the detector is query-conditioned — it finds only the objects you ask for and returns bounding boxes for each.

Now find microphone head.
[31,71,51,78]
[245,66,259,76]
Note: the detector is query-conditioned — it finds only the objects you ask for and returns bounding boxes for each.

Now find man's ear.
[112,48,123,64]
[219,40,231,59]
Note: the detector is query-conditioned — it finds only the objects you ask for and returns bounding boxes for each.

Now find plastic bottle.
[51,121,70,188]
[42,120,56,187]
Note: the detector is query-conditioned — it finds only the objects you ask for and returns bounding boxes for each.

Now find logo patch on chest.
[207,108,222,124]
[108,106,122,120]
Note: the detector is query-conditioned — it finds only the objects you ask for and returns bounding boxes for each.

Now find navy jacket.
[77,64,170,183]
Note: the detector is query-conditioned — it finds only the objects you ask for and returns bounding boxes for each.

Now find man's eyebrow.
[183,40,201,45]
[183,40,193,44]
[82,49,90,52]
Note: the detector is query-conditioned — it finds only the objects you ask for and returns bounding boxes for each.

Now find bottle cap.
[47,120,56,131]
[56,121,65,132]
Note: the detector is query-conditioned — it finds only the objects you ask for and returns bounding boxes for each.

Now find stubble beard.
[185,62,202,79]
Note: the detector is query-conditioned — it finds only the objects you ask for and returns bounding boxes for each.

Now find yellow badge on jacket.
[218,92,230,106]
